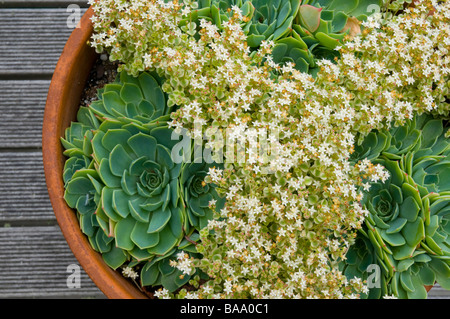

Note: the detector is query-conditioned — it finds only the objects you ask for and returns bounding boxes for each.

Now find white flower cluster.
[170,251,195,276]
[122,266,139,280]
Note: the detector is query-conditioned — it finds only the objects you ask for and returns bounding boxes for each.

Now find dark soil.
[79,53,119,107]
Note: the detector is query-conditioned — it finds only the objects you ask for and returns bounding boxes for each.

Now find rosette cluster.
[61,71,225,292]
[342,114,450,298]
[188,0,381,75]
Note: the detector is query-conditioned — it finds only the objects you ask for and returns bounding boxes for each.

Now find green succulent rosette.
[89,71,171,125]
[342,113,450,298]
[63,167,123,265]
[140,234,208,292]
[61,106,123,266]
[344,155,450,298]
[60,107,99,169]
[181,155,226,230]
[91,119,187,260]
[190,0,302,47]
[245,0,301,47]
[351,113,450,164]
[61,70,229,292]
[339,235,382,298]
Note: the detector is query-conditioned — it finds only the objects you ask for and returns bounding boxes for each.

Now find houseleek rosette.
[342,113,450,298]
[181,149,226,230]
[61,71,226,292]
[89,71,170,125]
[61,106,121,264]
[92,120,186,258]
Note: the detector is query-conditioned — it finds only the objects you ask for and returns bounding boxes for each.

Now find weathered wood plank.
[0,0,89,8]
[0,80,50,148]
[428,284,450,299]
[0,152,55,224]
[0,225,105,298]
[0,8,87,75]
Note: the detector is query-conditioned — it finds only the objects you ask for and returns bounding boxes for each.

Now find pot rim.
[42,6,148,299]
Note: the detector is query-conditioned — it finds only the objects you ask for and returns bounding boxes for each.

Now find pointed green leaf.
[147,207,172,233]
[419,265,436,286]
[127,132,157,160]
[103,91,126,116]
[98,158,121,188]
[141,262,160,286]
[121,170,138,196]
[168,206,184,237]
[147,226,179,256]
[407,275,427,299]
[109,144,133,177]
[397,259,414,272]
[392,243,415,260]
[273,16,294,41]
[276,0,291,28]
[399,196,420,222]
[138,72,166,112]
[131,222,159,249]
[299,5,322,32]
[112,189,131,218]
[101,129,132,152]
[115,216,136,250]
[386,217,408,234]
[315,31,340,49]
[129,197,151,223]
[246,34,266,47]
[381,230,406,246]
[401,217,425,247]
[331,11,348,32]
[400,271,414,292]
[120,83,143,104]
[102,245,127,270]
[101,187,121,222]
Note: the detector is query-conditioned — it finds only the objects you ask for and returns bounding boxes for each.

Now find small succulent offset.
[88,71,171,125]
[181,155,226,230]
[270,0,382,75]
[342,114,450,298]
[243,0,302,48]
[62,71,225,293]
[184,0,300,48]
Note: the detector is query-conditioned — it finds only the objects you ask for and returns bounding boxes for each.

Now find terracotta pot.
[42,6,435,300]
[42,7,147,299]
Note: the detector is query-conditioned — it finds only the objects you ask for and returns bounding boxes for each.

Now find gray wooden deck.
[0,0,105,298]
[0,0,448,299]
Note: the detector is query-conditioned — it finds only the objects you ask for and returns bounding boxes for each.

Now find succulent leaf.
[299,4,322,32]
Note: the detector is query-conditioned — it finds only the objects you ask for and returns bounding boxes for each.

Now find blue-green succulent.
[62,71,225,293]
[342,113,450,298]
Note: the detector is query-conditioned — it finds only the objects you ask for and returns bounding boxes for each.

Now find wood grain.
[0,226,104,298]
[0,8,87,76]
[0,81,50,148]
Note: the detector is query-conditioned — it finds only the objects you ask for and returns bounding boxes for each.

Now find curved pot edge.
[42,7,147,299]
